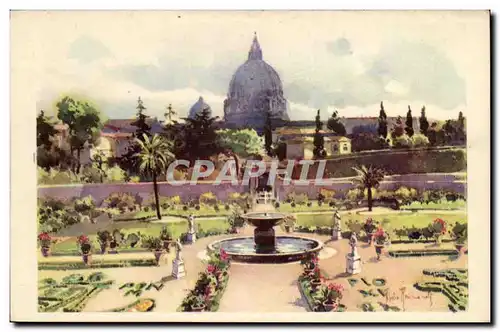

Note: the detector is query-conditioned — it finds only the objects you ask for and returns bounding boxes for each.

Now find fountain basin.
[208,236,324,264]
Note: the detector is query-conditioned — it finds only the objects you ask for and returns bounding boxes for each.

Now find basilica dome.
[224,33,289,129]
[188,96,212,119]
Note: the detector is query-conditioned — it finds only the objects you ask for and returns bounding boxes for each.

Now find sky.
[20,11,489,121]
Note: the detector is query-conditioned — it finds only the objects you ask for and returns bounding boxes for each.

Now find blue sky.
[29,11,488,121]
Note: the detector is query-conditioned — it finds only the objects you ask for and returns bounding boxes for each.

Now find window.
[343,144,348,152]
[333,144,338,152]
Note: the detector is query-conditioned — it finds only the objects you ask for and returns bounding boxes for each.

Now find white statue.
[175,238,183,260]
[333,210,341,230]
[188,214,196,233]
[349,232,359,256]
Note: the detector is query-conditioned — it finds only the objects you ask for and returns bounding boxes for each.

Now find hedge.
[304,148,466,178]
[109,298,156,312]
[38,258,157,271]
[388,249,461,258]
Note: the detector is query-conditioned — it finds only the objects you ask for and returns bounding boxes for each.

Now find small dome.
[188,96,211,119]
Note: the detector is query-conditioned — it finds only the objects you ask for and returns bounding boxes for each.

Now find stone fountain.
[208,212,323,263]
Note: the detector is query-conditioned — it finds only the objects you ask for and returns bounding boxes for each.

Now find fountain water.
[208,212,323,263]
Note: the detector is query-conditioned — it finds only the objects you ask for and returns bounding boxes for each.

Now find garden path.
[217,263,309,312]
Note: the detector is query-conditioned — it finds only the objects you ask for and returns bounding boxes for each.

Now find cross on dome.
[248,32,263,61]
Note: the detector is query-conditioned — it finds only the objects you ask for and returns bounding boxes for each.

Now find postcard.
[10,10,490,323]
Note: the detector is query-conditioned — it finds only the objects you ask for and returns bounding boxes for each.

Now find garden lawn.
[114,205,234,222]
[51,217,229,254]
[276,203,335,213]
[400,200,466,211]
[295,212,467,231]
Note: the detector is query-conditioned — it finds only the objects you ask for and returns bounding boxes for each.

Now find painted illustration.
[16,10,489,321]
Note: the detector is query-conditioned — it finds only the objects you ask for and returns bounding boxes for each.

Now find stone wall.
[38,173,466,205]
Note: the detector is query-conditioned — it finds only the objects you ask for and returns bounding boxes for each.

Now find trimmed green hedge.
[413,268,468,312]
[309,148,467,178]
[38,258,157,271]
[388,249,460,258]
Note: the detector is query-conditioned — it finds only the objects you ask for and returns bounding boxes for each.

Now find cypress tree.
[419,106,429,136]
[377,101,388,138]
[405,105,414,137]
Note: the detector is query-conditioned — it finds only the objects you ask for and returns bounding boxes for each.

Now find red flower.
[206,264,216,274]
[77,235,89,244]
[327,283,344,292]
[38,232,51,241]
[220,248,229,261]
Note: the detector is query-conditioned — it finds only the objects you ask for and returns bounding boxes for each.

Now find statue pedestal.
[172,258,186,279]
[186,231,196,244]
[346,251,362,275]
[331,229,342,241]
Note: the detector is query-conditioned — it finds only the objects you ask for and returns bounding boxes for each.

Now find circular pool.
[208,235,324,264]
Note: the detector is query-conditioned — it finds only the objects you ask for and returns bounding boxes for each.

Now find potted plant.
[300,253,318,276]
[188,293,207,312]
[455,229,467,253]
[284,215,297,233]
[430,218,447,245]
[96,230,111,254]
[373,228,389,261]
[38,232,52,257]
[77,235,92,265]
[160,226,173,251]
[319,283,344,311]
[363,218,377,245]
[310,267,322,292]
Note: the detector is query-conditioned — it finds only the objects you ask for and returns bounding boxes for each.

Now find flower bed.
[178,248,231,312]
[413,268,468,312]
[38,272,114,312]
[109,298,156,312]
[38,258,157,271]
[297,253,346,312]
[388,249,461,258]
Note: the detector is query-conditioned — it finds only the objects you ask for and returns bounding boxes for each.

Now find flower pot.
[367,233,375,245]
[190,304,205,312]
[82,253,92,265]
[162,240,171,250]
[322,300,339,312]
[40,246,50,257]
[100,244,107,254]
[375,245,384,260]
[455,244,465,253]
[434,234,442,245]
[284,225,291,233]
[310,280,322,292]
[153,250,164,265]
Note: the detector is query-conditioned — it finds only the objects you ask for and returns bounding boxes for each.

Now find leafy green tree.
[352,165,385,212]
[217,129,264,179]
[327,110,346,136]
[313,110,326,158]
[181,107,221,163]
[390,116,405,139]
[419,106,429,136]
[405,106,414,137]
[134,134,174,220]
[37,110,57,148]
[90,150,107,183]
[264,111,273,156]
[56,96,104,173]
[377,101,388,139]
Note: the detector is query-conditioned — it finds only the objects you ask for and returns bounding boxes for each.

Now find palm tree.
[134,134,174,220]
[352,165,385,212]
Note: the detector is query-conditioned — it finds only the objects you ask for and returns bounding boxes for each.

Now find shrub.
[38,167,81,185]
[412,134,430,148]
[195,205,201,211]
[394,187,418,205]
[318,200,323,207]
[214,205,220,212]
[224,204,230,211]
[274,202,280,208]
[392,135,413,149]
[329,201,335,207]
[73,196,95,215]
[319,188,336,202]
[199,192,218,206]
[295,193,309,205]
[37,198,79,233]
[103,193,137,213]
[106,166,127,183]
[286,192,296,203]
[144,206,150,212]
[291,202,296,208]
[307,202,312,207]
[183,206,189,211]
[128,176,141,183]
[346,188,364,201]
[227,208,245,229]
